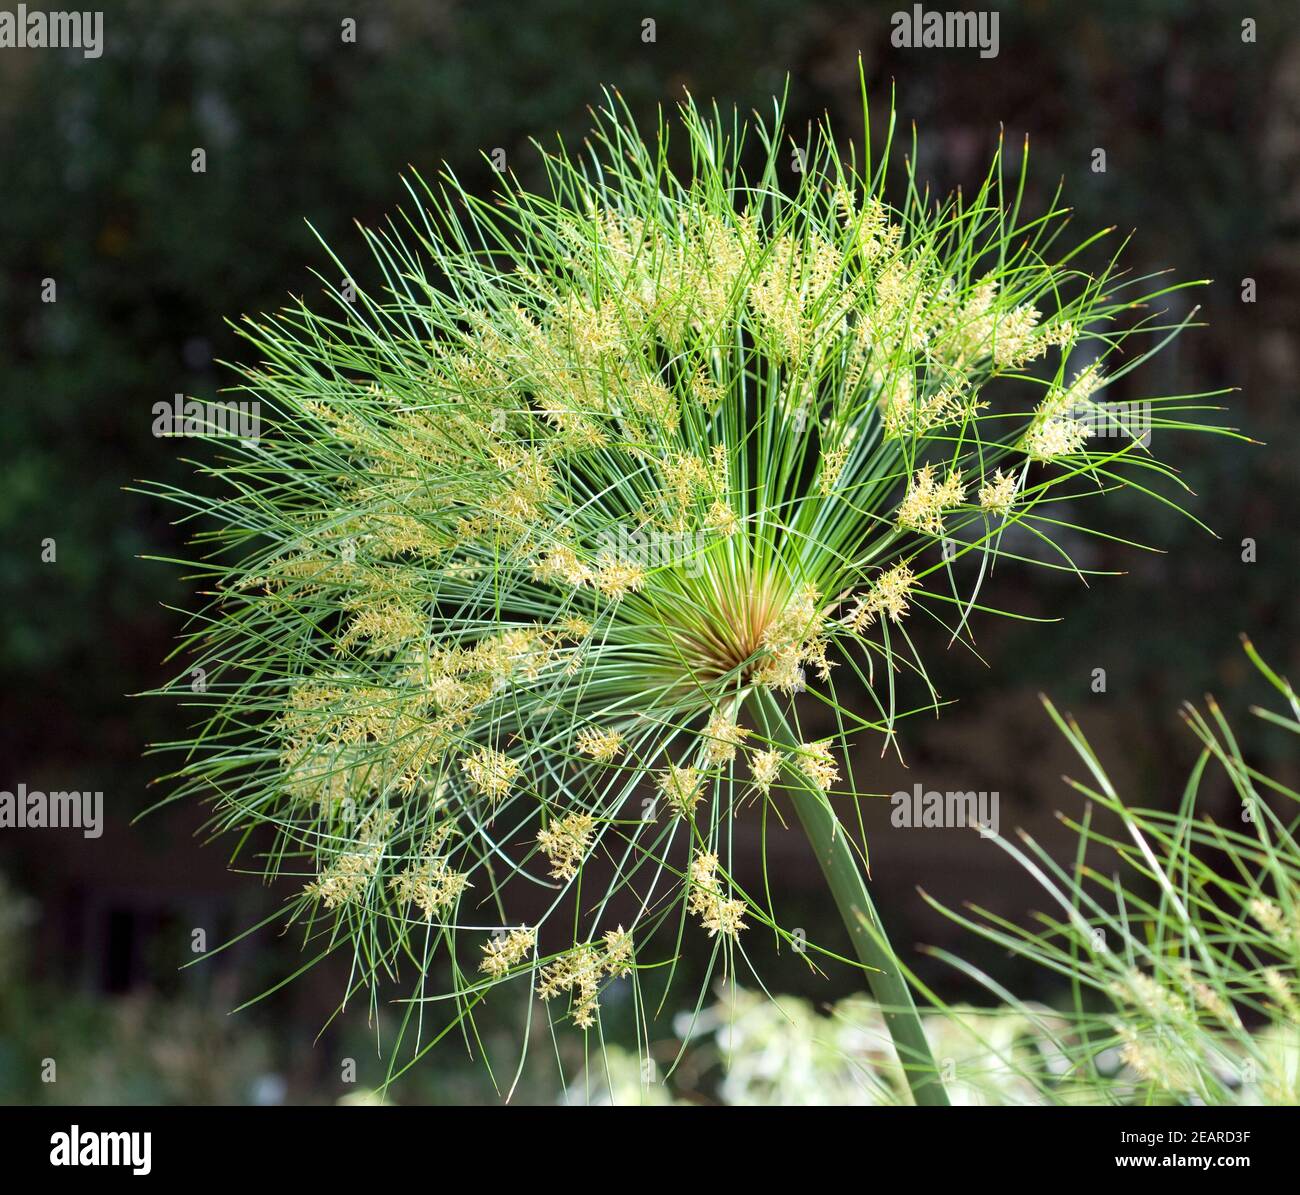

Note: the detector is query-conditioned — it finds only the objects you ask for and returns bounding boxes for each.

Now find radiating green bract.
[148,75,1236,1097]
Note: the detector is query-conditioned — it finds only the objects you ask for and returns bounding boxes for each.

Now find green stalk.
[754,688,950,1106]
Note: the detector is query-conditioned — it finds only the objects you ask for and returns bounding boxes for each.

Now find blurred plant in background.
[151,68,1234,1105]
[0,870,274,1104]
[917,637,1300,1106]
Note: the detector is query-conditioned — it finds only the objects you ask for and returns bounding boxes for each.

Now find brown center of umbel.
[663,572,785,682]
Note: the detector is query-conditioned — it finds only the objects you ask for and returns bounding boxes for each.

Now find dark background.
[1,0,1297,1103]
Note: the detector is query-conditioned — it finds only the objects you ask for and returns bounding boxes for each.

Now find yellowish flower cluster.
[1111,966,1255,1049]
[592,557,646,600]
[575,726,624,763]
[989,303,1044,370]
[818,445,851,495]
[590,204,750,340]
[843,208,936,362]
[479,926,537,978]
[1249,898,1295,943]
[536,927,634,1028]
[1117,1026,1194,1093]
[265,380,516,595]
[659,765,705,820]
[660,451,712,505]
[1112,965,1245,1032]
[703,711,750,765]
[879,378,980,441]
[278,751,360,810]
[461,746,520,803]
[844,561,916,631]
[978,468,1018,516]
[532,543,593,588]
[837,191,901,264]
[1109,968,1187,1021]
[447,437,562,545]
[279,680,386,747]
[1021,415,1089,462]
[1263,968,1299,1022]
[482,446,557,529]
[389,846,470,921]
[304,808,396,910]
[536,811,596,881]
[797,740,840,793]
[280,623,577,801]
[749,748,783,795]
[688,852,748,939]
[624,373,680,435]
[337,600,427,656]
[602,927,634,977]
[1175,964,1239,1027]
[655,450,729,533]
[705,498,739,537]
[690,365,724,409]
[540,202,758,378]
[509,284,677,442]
[680,210,753,331]
[532,543,646,599]
[749,232,847,361]
[896,464,966,536]
[1047,320,1076,350]
[752,584,830,693]
[319,622,571,793]
[425,624,575,705]
[1021,363,1106,462]
[937,275,1050,372]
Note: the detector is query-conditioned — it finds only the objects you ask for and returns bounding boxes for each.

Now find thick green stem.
[754,689,949,1106]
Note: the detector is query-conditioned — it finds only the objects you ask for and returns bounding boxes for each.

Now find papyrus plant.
[152,80,1231,1104]
[919,638,1299,1106]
